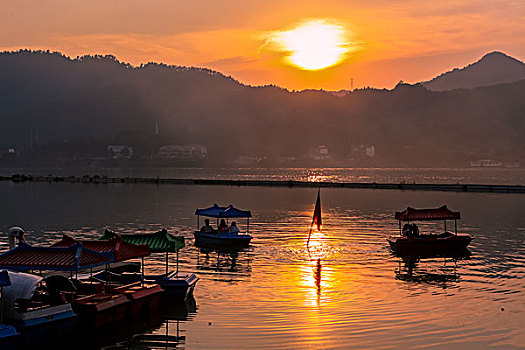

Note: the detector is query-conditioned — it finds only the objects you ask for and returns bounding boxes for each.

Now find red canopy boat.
[387,205,473,254]
[0,242,114,329]
[51,234,163,326]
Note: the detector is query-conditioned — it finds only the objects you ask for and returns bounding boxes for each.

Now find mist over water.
[1,177,523,349]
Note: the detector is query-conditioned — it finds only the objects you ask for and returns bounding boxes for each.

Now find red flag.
[312,189,322,231]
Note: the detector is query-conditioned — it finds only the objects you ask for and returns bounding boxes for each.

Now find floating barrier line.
[1,174,524,193]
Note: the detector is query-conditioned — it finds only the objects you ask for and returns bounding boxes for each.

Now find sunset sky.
[1,0,524,90]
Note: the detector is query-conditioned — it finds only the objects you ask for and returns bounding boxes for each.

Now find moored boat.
[52,234,164,318]
[0,240,145,328]
[0,242,115,329]
[387,205,473,254]
[194,204,253,249]
[98,229,199,299]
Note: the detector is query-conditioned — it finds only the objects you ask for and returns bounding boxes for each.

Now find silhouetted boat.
[193,204,253,249]
[0,241,116,328]
[99,229,199,299]
[52,234,164,323]
[387,206,473,254]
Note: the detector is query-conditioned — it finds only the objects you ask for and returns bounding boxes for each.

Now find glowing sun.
[272,20,351,70]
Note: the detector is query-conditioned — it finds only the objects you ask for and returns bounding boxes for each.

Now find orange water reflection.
[301,229,333,307]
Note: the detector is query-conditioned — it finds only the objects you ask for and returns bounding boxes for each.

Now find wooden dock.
[2,174,524,193]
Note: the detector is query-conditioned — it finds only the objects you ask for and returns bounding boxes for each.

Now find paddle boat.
[0,242,116,329]
[51,234,164,321]
[387,205,473,254]
[98,229,199,299]
[194,204,253,249]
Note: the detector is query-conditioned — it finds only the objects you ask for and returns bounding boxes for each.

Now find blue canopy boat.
[0,242,126,329]
[194,204,253,249]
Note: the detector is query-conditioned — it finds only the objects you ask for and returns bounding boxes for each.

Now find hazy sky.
[1,0,524,90]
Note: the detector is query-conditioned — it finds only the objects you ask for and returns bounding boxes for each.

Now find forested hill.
[1,50,524,167]
[423,51,525,91]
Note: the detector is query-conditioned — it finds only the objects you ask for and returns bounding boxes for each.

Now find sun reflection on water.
[300,229,335,307]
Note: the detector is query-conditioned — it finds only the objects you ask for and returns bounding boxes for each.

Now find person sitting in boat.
[410,224,420,237]
[200,219,215,233]
[218,219,228,232]
[229,221,240,235]
[402,223,410,237]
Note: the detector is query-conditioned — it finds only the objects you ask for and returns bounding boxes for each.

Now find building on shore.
[107,145,134,160]
[310,145,330,160]
[470,159,503,167]
[350,144,375,159]
[157,144,207,160]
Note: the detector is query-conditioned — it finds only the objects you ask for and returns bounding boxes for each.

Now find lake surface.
[1,179,524,349]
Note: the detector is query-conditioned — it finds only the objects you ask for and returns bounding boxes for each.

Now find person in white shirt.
[229,221,240,234]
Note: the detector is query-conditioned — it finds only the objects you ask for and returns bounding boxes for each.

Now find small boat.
[0,241,132,328]
[52,234,164,319]
[387,205,473,254]
[193,204,253,249]
[99,229,199,299]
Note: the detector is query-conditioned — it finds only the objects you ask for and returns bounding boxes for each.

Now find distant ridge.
[1,49,524,167]
[423,51,525,91]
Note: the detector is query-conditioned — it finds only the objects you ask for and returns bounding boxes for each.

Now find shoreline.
[2,174,524,193]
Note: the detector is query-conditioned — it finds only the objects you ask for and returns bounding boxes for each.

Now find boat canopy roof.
[52,233,150,261]
[0,242,113,271]
[395,205,461,221]
[99,229,185,253]
[195,204,252,218]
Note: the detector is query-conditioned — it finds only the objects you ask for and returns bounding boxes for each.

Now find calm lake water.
[1,177,524,349]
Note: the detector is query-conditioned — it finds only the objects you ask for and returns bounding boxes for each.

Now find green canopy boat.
[99,229,198,299]
[99,229,185,253]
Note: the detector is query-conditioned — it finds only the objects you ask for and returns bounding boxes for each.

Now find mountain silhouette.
[0,50,524,167]
[423,51,525,91]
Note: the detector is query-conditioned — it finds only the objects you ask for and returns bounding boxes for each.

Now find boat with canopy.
[194,204,253,249]
[98,229,199,299]
[387,205,473,254]
[0,242,114,329]
[51,234,164,320]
